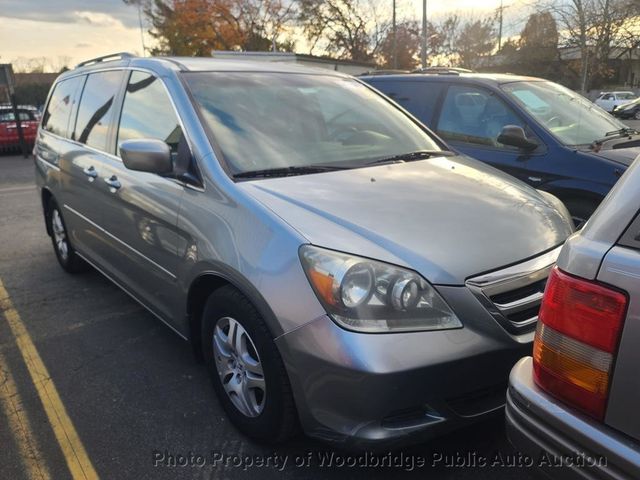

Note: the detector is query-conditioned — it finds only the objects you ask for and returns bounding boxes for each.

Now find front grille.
[466,246,562,334]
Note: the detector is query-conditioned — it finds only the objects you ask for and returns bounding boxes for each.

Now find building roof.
[163,56,350,74]
[211,50,377,68]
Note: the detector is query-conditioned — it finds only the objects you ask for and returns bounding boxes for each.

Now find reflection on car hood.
[593,146,640,167]
[239,155,573,284]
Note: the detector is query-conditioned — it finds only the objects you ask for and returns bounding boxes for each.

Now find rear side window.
[74,70,124,150]
[0,110,35,122]
[41,76,84,138]
[117,71,182,155]
[368,80,444,125]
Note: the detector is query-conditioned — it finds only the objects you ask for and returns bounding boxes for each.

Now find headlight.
[299,245,462,333]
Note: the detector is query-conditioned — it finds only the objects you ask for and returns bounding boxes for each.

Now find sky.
[0,0,523,70]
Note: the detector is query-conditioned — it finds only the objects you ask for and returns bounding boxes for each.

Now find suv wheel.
[202,285,298,443]
[634,110,640,120]
[47,200,89,273]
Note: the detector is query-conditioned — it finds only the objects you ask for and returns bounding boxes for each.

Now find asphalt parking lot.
[4,116,640,478]
[0,153,547,480]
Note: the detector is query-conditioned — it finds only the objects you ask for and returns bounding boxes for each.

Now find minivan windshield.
[184,72,442,177]
[501,81,628,147]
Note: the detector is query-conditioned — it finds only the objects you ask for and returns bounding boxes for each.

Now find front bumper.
[275,305,531,449]
[506,357,640,480]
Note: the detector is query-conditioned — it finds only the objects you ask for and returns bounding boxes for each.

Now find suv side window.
[116,71,182,155]
[370,80,444,124]
[74,70,124,150]
[41,76,84,138]
[436,84,525,149]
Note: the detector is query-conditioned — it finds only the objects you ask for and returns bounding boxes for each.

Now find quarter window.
[74,70,124,150]
[436,85,524,149]
[41,76,84,138]
[117,71,182,155]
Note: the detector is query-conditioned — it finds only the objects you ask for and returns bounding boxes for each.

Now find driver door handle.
[104,175,121,191]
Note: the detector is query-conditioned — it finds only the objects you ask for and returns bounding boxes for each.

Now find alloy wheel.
[51,209,69,261]
[212,316,266,417]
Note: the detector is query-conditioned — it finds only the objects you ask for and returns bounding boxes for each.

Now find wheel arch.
[186,267,282,362]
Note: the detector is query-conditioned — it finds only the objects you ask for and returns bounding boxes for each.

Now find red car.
[0,105,40,151]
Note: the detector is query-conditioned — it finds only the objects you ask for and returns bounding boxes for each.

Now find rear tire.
[201,285,298,443]
[634,110,640,120]
[47,200,89,273]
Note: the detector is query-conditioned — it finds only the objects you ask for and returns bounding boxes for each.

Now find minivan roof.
[58,53,350,81]
[360,72,545,85]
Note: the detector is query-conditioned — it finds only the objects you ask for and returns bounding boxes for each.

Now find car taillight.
[533,266,627,420]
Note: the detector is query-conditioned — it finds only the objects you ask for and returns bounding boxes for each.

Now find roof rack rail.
[411,66,474,75]
[358,69,410,76]
[76,52,135,68]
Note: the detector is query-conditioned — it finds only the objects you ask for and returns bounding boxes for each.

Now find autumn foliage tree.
[297,0,390,62]
[128,0,296,55]
[378,21,421,69]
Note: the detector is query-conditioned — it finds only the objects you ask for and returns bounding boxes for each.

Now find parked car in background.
[36,54,574,447]
[595,90,637,112]
[0,104,40,151]
[613,97,640,120]
[361,73,640,226]
[507,155,640,479]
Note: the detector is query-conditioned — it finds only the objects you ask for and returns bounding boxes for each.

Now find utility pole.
[392,0,397,69]
[137,2,146,56]
[497,0,504,51]
[421,0,427,68]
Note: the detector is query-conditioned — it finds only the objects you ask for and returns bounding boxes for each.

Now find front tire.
[634,110,640,120]
[201,285,298,443]
[47,200,89,273]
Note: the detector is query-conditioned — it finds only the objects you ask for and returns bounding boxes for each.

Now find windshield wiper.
[366,149,454,166]
[605,127,638,137]
[591,127,638,149]
[233,164,348,179]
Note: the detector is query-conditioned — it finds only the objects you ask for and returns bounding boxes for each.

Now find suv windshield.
[184,72,442,177]
[501,81,628,147]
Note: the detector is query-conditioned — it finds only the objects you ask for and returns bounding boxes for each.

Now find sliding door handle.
[83,166,98,181]
[104,175,121,192]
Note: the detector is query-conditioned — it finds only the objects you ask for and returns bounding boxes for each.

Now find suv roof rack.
[411,66,474,75]
[358,69,410,76]
[76,52,135,68]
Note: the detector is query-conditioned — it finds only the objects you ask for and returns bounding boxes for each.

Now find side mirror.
[120,139,172,174]
[497,125,538,152]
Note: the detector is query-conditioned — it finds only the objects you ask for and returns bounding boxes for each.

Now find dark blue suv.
[361,73,640,225]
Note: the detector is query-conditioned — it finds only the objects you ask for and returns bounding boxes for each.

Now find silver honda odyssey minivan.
[35,53,573,447]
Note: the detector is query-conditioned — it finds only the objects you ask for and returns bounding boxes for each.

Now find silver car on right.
[507,155,640,479]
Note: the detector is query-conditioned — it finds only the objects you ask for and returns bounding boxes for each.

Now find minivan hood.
[239,155,572,285]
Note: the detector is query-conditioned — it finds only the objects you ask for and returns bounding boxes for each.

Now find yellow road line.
[0,350,52,480]
[0,279,99,480]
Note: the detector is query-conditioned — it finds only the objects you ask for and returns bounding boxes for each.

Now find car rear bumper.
[276,313,531,449]
[506,357,640,480]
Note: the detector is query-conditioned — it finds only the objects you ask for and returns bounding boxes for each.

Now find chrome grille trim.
[466,245,562,333]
